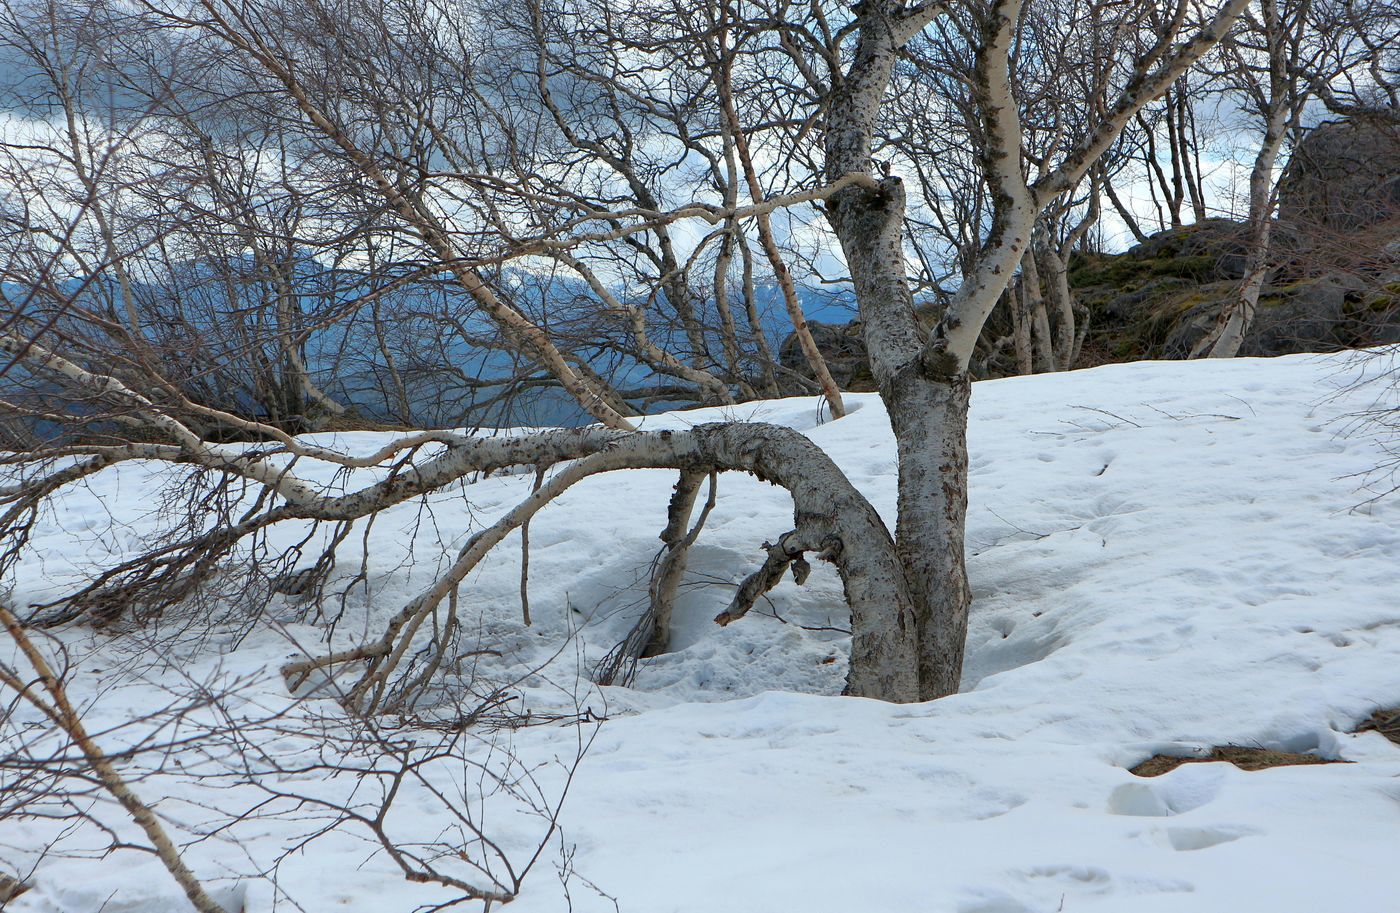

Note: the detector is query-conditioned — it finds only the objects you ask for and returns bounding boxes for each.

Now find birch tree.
[1194,0,1392,357]
[3,0,1249,704]
[1194,0,1314,357]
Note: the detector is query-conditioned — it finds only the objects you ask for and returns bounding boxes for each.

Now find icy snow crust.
[5,352,1400,912]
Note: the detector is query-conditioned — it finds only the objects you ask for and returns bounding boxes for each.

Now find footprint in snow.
[1153,825,1258,851]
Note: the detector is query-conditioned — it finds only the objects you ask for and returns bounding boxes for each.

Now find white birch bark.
[1203,0,1300,358]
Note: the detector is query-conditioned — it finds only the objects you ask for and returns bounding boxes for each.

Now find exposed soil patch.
[1131,745,1343,777]
[1355,707,1400,746]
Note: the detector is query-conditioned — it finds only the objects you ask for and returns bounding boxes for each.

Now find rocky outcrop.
[1074,114,1400,362]
[1278,116,1400,232]
[778,319,876,392]
[1161,272,1386,356]
[1072,219,1400,361]
[781,222,1399,378]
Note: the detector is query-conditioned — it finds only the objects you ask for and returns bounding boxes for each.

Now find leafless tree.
[0,599,234,913]
[1121,75,1212,234]
[1190,0,1396,357]
[1193,0,1317,357]
[1308,0,1400,122]
[3,0,1253,707]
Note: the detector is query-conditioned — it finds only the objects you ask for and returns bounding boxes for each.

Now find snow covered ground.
[4,351,1400,913]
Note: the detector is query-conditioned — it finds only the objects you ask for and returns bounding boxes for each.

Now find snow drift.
[4,351,1399,913]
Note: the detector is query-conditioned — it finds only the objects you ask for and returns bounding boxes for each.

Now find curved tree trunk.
[231,419,926,706]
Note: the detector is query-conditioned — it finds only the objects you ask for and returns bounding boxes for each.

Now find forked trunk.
[828,173,972,700]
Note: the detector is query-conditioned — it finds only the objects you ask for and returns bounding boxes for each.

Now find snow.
[4,351,1400,913]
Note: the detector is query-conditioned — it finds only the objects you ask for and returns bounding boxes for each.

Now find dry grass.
[1131,745,1343,778]
[1355,707,1400,747]
[1132,706,1400,777]
[0,875,30,903]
